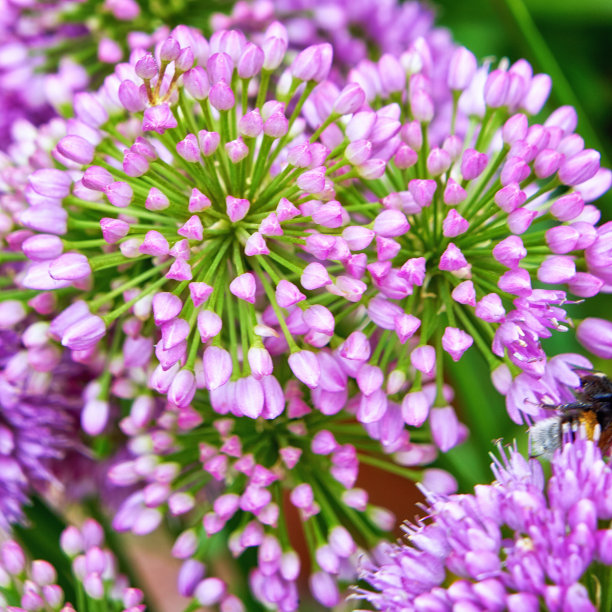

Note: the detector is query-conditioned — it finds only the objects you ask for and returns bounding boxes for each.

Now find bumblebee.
[529,373,612,458]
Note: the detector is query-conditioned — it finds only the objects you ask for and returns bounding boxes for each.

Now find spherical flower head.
[106,388,414,610]
[5,23,464,456]
[6,25,377,419]
[356,437,612,611]
[280,42,611,429]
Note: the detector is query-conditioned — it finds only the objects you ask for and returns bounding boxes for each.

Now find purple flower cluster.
[0,319,92,529]
[1,22,463,455]
[107,386,405,610]
[212,0,452,77]
[0,519,146,610]
[0,4,611,610]
[357,437,612,612]
[0,1,91,150]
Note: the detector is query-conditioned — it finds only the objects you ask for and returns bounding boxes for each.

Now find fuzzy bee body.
[529,373,612,458]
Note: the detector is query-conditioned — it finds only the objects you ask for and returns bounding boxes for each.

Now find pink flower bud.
[145,187,170,211]
[209,81,235,111]
[248,347,273,379]
[410,345,436,377]
[290,483,314,508]
[507,208,537,234]
[484,69,509,108]
[310,572,340,608]
[339,331,370,361]
[123,150,149,177]
[100,217,129,244]
[30,168,72,198]
[534,149,563,179]
[198,130,220,156]
[142,104,178,134]
[409,179,436,207]
[427,147,451,177]
[56,135,95,165]
[203,346,232,390]
[188,188,211,212]
[303,305,334,336]
[401,391,430,427]
[195,578,226,606]
[229,272,256,303]
[288,350,320,389]
[568,272,603,298]
[537,255,576,283]
[559,149,600,186]
[226,195,250,222]
[393,143,418,169]
[430,406,460,451]
[410,88,434,123]
[394,313,421,343]
[226,138,249,163]
[177,134,201,162]
[244,232,269,256]
[49,253,91,281]
[475,294,505,322]
[105,181,133,208]
[333,83,365,115]
[442,209,469,237]
[197,310,222,343]
[447,47,477,90]
[461,148,488,180]
[577,318,612,358]
[546,226,579,254]
[275,280,305,308]
[177,215,204,241]
[118,79,146,112]
[450,280,475,306]
[22,234,64,261]
[152,292,182,326]
[168,369,197,408]
[438,243,468,271]
[183,67,210,100]
[81,398,109,435]
[442,327,473,362]
[139,230,169,256]
[373,209,410,237]
[276,197,300,221]
[237,42,264,79]
[492,235,527,267]
[61,315,105,350]
[238,110,263,138]
[135,53,158,79]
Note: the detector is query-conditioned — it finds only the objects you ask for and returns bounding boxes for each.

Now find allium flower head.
[0,324,91,529]
[357,437,612,611]
[277,43,611,427]
[4,22,609,458]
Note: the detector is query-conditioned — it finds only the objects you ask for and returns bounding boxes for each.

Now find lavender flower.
[357,437,612,611]
[0,325,93,529]
[0,519,146,611]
